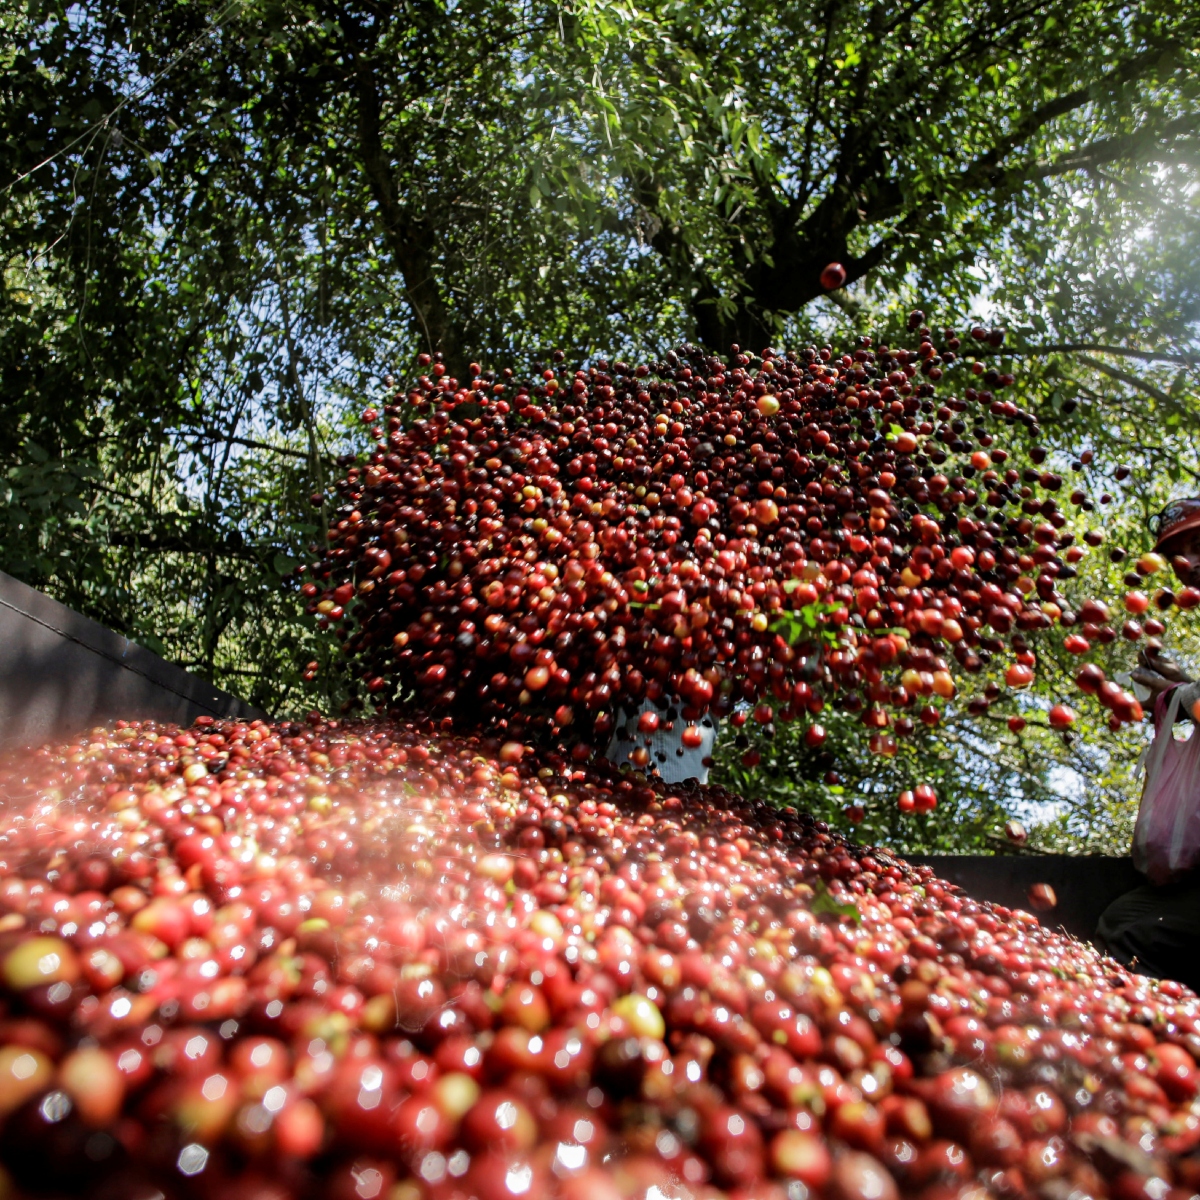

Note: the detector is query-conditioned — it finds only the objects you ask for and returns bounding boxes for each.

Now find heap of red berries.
[303,325,1167,755]
[2,716,1198,1200]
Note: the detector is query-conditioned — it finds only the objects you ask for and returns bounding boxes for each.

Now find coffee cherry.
[771,1129,832,1187]
[1047,705,1077,729]
[462,1092,537,1154]
[1004,819,1027,843]
[637,711,659,735]
[1006,663,1034,689]
[274,1098,325,1159]
[305,336,1154,755]
[913,784,937,813]
[820,262,848,290]
[3,937,80,991]
[57,1047,125,1127]
[612,993,665,1039]
[0,1046,53,1117]
[701,1106,766,1186]
[0,711,1193,1196]
[830,1151,899,1200]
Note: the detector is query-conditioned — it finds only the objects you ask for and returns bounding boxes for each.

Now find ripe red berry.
[299,335,1159,757]
[820,262,848,290]
[1006,663,1034,689]
[637,711,660,735]
[913,783,937,812]
[1047,704,1077,729]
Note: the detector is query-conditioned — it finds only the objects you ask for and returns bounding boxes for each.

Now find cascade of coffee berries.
[305,325,1152,748]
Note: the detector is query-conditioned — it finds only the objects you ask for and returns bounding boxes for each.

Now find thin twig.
[1,0,246,196]
[978,343,1198,367]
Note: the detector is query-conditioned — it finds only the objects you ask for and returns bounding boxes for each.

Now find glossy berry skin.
[820,262,848,290]
[1004,819,1027,843]
[305,337,1149,752]
[0,712,1193,1200]
[1048,704,1077,729]
[1006,663,1034,689]
[913,783,937,812]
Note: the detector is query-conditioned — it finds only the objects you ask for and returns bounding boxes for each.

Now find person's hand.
[1131,667,1179,700]
[1131,647,1195,702]
[1139,646,1194,684]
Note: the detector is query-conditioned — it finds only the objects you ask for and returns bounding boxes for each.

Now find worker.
[1094,497,1200,987]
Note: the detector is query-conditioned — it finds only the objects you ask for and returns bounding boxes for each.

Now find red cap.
[1155,497,1200,552]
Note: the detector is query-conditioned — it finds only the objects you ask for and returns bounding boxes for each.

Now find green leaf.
[810,881,861,925]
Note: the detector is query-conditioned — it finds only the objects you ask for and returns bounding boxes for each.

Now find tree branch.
[333,6,466,376]
[1091,166,1186,213]
[106,530,271,561]
[793,0,842,213]
[876,0,936,39]
[1078,354,1175,405]
[972,113,1199,192]
[960,45,1178,185]
[911,0,1070,101]
[186,430,318,461]
[982,342,1198,367]
[822,287,862,316]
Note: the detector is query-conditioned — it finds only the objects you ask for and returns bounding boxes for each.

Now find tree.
[1,0,689,711]
[552,0,1200,353]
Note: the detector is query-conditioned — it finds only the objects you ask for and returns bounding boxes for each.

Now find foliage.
[711,706,1027,854]
[549,0,1200,350]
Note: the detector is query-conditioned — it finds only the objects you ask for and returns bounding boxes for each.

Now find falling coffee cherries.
[0,291,1190,1197]
[306,336,1160,763]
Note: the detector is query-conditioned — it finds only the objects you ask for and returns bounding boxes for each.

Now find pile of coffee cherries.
[1,715,1198,1200]
[303,326,1162,749]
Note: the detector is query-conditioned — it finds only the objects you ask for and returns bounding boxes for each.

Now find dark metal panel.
[906,853,1142,941]
[0,570,268,752]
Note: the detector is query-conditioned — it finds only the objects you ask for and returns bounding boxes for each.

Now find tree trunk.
[341,14,471,380]
[690,234,857,355]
